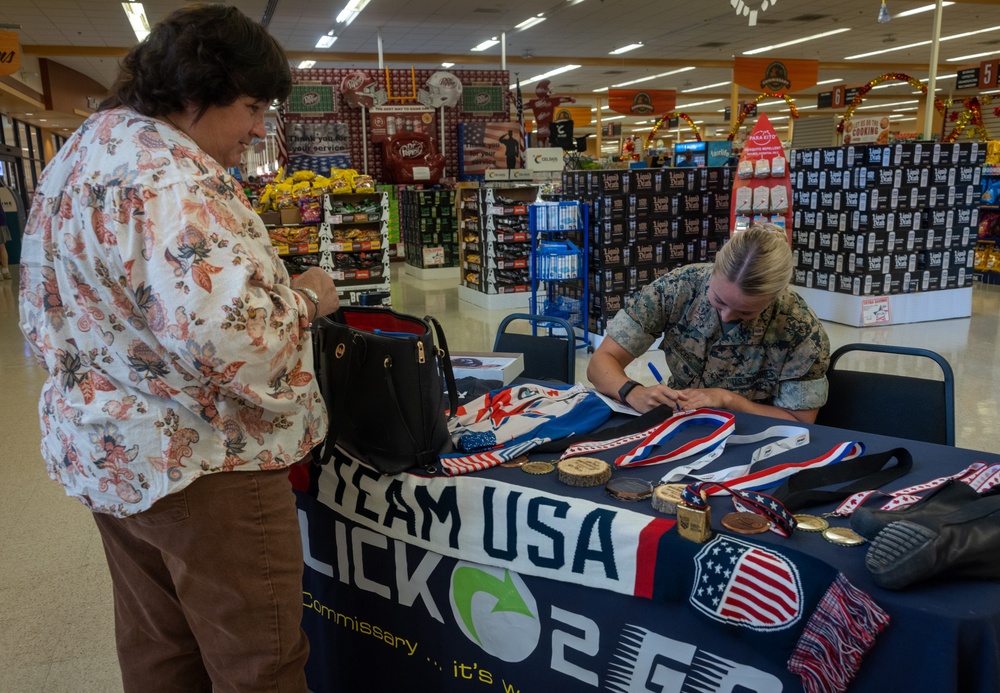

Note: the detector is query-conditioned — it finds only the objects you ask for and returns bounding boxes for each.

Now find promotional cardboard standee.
[729,114,792,241]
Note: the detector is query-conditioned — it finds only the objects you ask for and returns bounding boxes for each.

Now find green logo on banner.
[463,86,504,113]
[287,85,337,113]
[449,563,540,661]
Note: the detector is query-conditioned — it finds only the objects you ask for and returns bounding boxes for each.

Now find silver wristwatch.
[296,287,321,317]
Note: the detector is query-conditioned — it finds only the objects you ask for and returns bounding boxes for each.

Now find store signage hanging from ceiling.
[733,58,818,95]
[607,90,676,116]
[0,31,20,76]
[730,0,775,27]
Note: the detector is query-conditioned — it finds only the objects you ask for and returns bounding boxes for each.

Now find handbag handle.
[426,314,458,419]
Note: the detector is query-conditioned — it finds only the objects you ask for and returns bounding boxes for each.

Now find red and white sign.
[730,113,792,241]
[369,106,435,143]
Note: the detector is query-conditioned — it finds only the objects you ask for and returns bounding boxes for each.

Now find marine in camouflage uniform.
[606,264,830,412]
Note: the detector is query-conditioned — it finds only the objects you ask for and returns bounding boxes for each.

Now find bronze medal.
[721,511,770,535]
[604,477,653,502]
[794,514,830,533]
[822,527,866,546]
[521,461,555,475]
[501,454,530,468]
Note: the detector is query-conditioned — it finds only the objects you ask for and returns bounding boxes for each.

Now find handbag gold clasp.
[335,343,346,359]
[417,341,426,363]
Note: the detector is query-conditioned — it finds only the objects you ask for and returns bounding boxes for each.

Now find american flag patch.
[689,536,802,631]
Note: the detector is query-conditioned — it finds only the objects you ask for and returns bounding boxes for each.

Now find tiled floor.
[2,263,999,691]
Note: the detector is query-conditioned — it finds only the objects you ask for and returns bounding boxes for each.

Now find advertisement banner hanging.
[608,89,676,116]
[0,31,20,76]
[733,58,818,95]
[287,85,338,113]
[462,85,506,113]
[843,116,890,145]
[284,113,351,173]
[458,121,521,178]
[369,106,436,143]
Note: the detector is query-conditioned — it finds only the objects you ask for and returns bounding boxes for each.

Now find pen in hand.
[647,362,682,412]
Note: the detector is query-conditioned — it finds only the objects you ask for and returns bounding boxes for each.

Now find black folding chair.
[816,343,956,446]
[493,313,576,384]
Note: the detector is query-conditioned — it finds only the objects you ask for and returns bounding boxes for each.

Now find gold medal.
[822,527,866,546]
[721,511,770,535]
[794,514,830,533]
[500,454,530,468]
[521,461,555,475]
[677,503,712,543]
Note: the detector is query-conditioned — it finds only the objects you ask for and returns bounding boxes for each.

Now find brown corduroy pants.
[93,469,310,693]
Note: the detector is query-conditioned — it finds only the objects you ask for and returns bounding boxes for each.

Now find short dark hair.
[101,4,291,118]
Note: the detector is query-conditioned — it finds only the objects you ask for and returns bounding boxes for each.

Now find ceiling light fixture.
[315,34,337,48]
[817,78,843,85]
[676,98,724,108]
[336,0,371,26]
[609,43,643,55]
[121,2,150,43]
[682,81,730,93]
[610,66,695,89]
[471,37,500,52]
[855,98,918,110]
[895,1,954,18]
[515,15,546,30]
[298,60,316,69]
[947,50,1000,63]
[847,25,1000,60]
[744,28,852,56]
[442,62,455,68]
[516,64,581,88]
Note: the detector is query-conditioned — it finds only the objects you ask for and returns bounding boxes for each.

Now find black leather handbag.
[312,306,457,474]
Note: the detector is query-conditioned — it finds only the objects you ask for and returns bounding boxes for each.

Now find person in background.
[675,151,697,167]
[588,224,829,423]
[18,5,338,692]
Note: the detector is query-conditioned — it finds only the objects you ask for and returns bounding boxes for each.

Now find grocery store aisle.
[2,263,1000,692]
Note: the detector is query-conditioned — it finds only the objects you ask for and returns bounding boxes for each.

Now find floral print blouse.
[18,107,327,516]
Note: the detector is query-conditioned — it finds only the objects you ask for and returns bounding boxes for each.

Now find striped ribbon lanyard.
[560,408,735,469]
[681,481,798,537]
[657,425,810,484]
[832,461,1000,517]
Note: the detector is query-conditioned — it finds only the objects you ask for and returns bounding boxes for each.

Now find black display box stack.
[398,189,458,268]
[461,187,536,295]
[790,141,983,297]
[561,168,733,334]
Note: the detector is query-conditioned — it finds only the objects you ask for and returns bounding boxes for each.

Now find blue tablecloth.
[295,413,1000,692]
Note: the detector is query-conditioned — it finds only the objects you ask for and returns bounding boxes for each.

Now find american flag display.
[515,77,526,168]
[689,536,802,630]
[459,121,519,177]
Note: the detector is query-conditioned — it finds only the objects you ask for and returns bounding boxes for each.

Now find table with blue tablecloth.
[293,412,1000,693]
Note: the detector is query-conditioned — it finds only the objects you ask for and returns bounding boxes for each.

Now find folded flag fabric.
[439,383,612,475]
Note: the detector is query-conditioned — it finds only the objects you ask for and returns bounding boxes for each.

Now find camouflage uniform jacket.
[606,264,830,411]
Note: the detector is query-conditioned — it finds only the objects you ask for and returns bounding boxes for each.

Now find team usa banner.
[294,450,888,693]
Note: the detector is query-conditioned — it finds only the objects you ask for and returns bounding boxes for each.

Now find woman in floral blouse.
[18,5,338,691]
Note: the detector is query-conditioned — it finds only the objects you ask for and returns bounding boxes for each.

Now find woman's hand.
[291,267,340,319]
[625,384,688,414]
[675,388,731,412]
